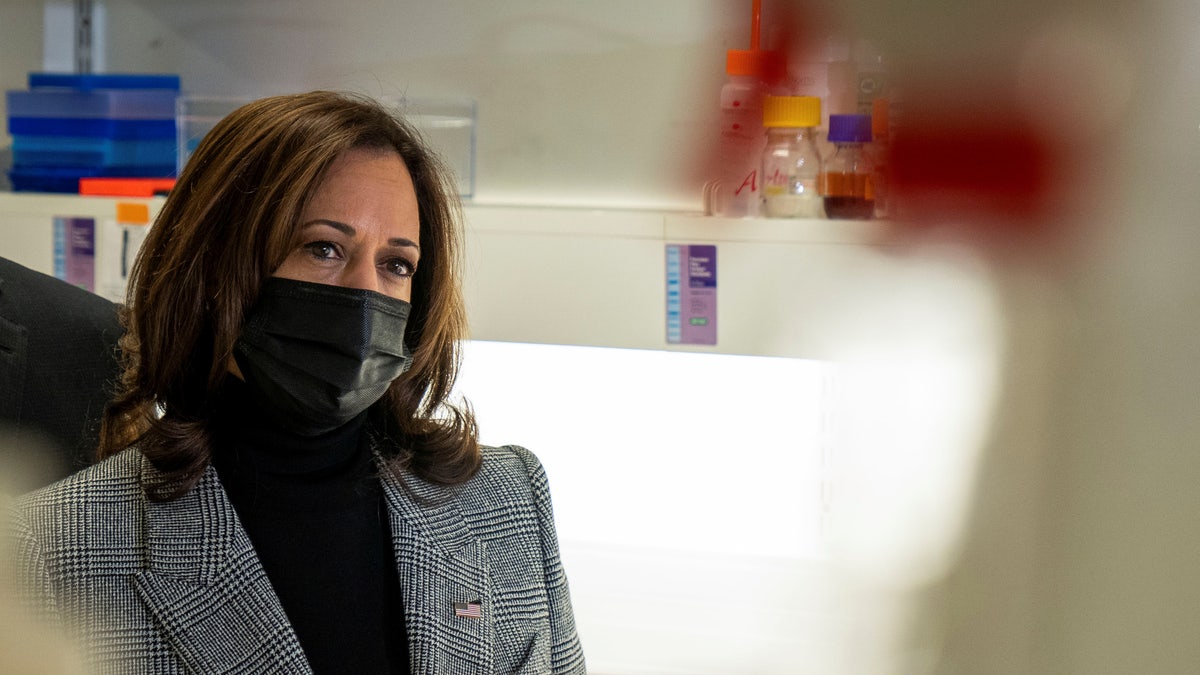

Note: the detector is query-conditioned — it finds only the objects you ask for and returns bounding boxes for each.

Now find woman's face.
[274,147,421,302]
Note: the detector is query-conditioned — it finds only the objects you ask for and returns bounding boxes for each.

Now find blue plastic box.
[7,73,179,140]
[28,73,180,91]
[13,135,176,168]
[9,117,175,139]
[8,164,175,193]
[6,72,182,191]
[7,88,177,119]
[7,88,177,139]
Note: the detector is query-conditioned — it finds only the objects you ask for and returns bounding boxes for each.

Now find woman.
[7,92,585,674]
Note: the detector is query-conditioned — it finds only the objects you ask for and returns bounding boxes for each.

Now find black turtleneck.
[209,378,409,674]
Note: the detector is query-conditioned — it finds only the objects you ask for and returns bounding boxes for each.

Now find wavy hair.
[99,91,479,500]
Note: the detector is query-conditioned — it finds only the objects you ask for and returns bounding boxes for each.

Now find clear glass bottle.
[820,113,875,220]
[761,95,824,219]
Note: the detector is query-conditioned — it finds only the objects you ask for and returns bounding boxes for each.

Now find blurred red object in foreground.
[892,112,1052,222]
[882,96,1084,256]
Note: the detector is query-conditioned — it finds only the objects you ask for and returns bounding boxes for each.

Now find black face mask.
[233,277,413,436]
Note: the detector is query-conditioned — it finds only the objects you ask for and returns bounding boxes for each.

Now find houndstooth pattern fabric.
[6,444,586,674]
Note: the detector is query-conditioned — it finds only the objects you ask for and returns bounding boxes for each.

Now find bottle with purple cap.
[819,113,875,219]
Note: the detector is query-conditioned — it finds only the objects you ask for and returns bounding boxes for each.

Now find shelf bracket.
[43,0,106,73]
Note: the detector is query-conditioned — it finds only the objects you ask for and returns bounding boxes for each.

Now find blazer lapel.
[132,459,311,674]
[381,466,495,675]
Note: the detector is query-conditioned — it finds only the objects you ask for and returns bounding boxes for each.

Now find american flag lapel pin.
[454,599,482,619]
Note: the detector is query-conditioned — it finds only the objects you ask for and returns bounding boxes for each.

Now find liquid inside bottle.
[819,171,875,219]
[761,95,824,219]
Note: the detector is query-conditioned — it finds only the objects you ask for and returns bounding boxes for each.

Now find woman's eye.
[304,241,340,259]
[384,257,415,278]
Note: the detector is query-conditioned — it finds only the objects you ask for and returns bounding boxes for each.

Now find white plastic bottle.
[714,49,777,218]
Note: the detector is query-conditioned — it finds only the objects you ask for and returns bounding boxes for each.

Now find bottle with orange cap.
[711,0,784,218]
[761,95,825,219]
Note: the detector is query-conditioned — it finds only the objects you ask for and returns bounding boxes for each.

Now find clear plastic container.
[175,95,257,175]
[394,97,477,199]
[760,95,824,219]
[176,95,477,198]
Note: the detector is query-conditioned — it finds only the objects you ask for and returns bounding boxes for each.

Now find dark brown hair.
[99,91,479,499]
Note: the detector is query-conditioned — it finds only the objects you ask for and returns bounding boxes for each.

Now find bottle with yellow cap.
[760,95,825,219]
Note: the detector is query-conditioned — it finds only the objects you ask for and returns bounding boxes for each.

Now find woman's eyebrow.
[299,218,420,250]
[300,218,356,236]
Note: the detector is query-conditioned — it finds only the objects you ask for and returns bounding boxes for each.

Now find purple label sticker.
[53,216,95,292]
[666,244,717,345]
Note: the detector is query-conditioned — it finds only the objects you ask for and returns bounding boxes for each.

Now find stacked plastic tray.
[7,73,180,193]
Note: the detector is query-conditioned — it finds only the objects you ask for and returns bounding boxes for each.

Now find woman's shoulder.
[449,444,552,511]
[479,443,541,471]
[6,448,155,610]
[13,447,146,520]
[475,444,550,489]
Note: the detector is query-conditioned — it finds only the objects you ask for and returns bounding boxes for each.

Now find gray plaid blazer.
[7,443,586,674]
